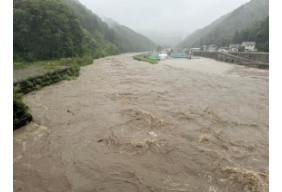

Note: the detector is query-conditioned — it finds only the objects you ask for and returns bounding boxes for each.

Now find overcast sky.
[79,0,250,44]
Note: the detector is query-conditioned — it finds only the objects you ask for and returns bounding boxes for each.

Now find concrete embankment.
[13,65,79,129]
[192,51,269,68]
[228,52,269,63]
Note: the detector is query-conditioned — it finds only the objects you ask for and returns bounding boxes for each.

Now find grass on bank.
[13,55,94,71]
[133,54,159,64]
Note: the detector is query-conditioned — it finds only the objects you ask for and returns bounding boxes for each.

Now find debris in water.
[67,109,75,115]
[149,131,157,137]
[198,134,210,143]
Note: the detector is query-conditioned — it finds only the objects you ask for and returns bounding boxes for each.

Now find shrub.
[13,86,29,121]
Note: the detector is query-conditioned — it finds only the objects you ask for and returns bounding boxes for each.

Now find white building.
[162,48,171,54]
[241,42,256,52]
[208,44,217,52]
[159,53,168,60]
[190,48,201,52]
[229,44,240,52]
[218,47,230,53]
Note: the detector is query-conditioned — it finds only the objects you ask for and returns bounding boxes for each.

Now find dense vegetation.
[178,0,269,52]
[232,16,269,52]
[13,86,32,129]
[63,0,119,58]
[64,0,155,54]
[14,0,155,63]
[104,18,156,52]
[14,0,83,61]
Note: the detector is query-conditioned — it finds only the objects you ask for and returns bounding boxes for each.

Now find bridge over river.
[14,53,269,191]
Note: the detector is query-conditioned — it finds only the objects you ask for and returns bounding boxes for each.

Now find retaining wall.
[192,51,269,68]
[13,66,79,129]
[228,52,269,64]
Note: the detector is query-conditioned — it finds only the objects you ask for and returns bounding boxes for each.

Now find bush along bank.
[13,62,81,130]
[13,86,32,130]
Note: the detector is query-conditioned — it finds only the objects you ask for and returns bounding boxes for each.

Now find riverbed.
[14,53,269,191]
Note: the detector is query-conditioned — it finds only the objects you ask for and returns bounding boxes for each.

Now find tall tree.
[14,0,83,61]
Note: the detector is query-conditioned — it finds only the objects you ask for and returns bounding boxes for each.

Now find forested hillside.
[178,0,269,51]
[63,0,119,59]
[104,18,156,52]
[13,0,155,63]
[64,0,155,53]
[14,0,84,61]
[232,16,269,52]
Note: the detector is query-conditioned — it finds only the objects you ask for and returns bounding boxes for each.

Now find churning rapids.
[14,53,269,192]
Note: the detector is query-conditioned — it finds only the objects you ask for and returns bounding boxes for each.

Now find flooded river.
[14,53,269,192]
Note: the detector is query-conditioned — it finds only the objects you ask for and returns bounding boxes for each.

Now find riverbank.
[13,56,93,129]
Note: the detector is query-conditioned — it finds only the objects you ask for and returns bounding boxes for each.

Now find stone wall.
[13,65,79,130]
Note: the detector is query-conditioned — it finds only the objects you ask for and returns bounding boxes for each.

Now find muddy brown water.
[14,53,269,192]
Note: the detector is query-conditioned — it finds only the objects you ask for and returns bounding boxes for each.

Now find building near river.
[241,41,256,52]
[159,53,168,60]
[208,44,217,52]
[218,47,230,53]
[229,44,240,52]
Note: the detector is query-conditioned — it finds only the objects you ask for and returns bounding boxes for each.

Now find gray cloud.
[79,0,250,45]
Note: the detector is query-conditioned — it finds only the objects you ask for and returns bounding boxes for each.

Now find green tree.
[14,0,83,61]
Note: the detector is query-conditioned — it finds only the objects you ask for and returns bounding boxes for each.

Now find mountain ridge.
[178,0,269,49]
[102,17,156,52]
[64,0,155,53]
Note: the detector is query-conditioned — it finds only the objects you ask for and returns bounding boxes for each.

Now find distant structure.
[208,44,217,52]
[190,48,201,52]
[229,44,240,52]
[159,53,168,60]
[218,47,230,53]
[241,41,256,52]
[147,52,160,60]
[202,45,208,51]
[162,48,171,54]
[170,48,189,58]
[196,41,258,53]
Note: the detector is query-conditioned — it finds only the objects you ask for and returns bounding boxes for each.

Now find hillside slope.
[64,0,155,53]
[13,0,84,61]
[14,0,156,62]
[178,0,269,49]
[104,18,156,52]
[232,16,269,51]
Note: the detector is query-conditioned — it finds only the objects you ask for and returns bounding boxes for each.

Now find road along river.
[14,53,269,192]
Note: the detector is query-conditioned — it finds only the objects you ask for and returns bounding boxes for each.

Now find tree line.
[14,0,155,63]
[232,16,269,52]
[178,0,269,52]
